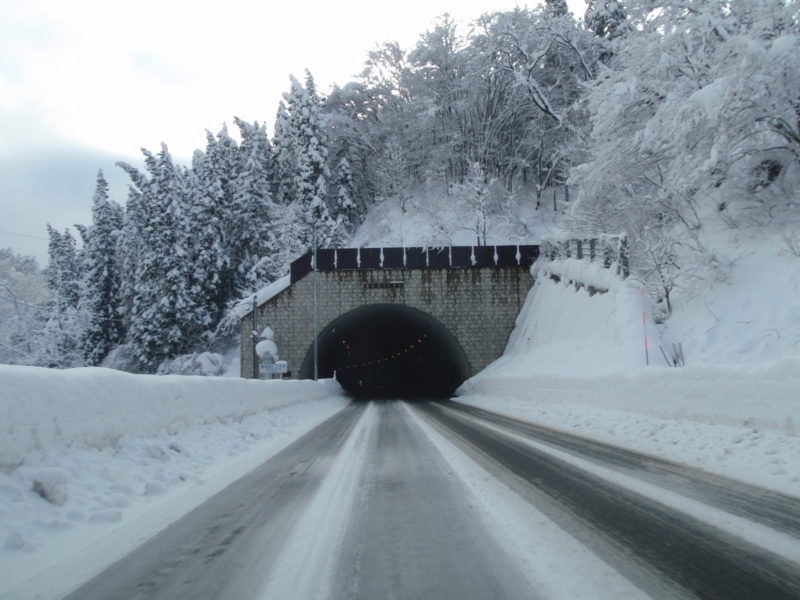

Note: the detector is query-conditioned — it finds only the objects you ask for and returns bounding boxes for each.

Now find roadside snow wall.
[0,365,343,468]
[471,258,646,381]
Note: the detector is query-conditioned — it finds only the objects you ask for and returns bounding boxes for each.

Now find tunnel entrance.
[299,304,471,399]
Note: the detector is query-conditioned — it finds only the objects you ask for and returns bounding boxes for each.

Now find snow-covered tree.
[570,0,800,305]
[452,162,491,245]
[124,145,196,370]
[285,73,336,248]
[0,249,47,365]
[331,153,357,245]
[584,0,629,40]
[80,171,125,365]
[231,118,281,289]
[272,101,296,205]
[41,225,88,367]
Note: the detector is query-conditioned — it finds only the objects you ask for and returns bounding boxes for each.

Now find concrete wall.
[241,266,534,379]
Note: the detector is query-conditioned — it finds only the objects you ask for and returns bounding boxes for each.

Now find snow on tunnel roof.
[231,274,291,320]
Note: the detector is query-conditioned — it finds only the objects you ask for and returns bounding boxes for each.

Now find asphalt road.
[414,402,800,600]
[64,400,800,600]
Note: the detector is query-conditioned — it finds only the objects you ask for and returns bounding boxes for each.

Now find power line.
[0,230,48,241]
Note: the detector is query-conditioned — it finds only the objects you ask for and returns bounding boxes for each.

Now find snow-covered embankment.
[0,365,348,598]
[458,258,800,497]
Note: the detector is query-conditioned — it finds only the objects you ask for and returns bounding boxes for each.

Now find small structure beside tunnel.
[240,245,537,397]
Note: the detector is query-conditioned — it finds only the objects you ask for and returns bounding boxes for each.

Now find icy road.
[65,401,800,600]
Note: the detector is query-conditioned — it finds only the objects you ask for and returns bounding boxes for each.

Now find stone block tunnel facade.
[240,245,537,396]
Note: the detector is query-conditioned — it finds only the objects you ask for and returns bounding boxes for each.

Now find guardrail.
[540,235,629,278]
[290,245,540,284]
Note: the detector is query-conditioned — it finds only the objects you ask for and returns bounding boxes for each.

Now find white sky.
[0,0,586,263]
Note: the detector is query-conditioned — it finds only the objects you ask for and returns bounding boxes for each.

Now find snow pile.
[156,351,227,376]
[0,364,348,595]
[475,257,645,379]
[0,365,341,467]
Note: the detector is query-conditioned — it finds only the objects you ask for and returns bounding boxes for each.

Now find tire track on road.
[417,402,800,600]
[447,401,800,537]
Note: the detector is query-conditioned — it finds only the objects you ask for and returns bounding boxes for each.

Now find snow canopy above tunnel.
[299,304,471,398]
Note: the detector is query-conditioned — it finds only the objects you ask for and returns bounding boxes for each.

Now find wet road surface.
[63,400,800,600]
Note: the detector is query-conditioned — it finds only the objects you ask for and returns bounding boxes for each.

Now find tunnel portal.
[299,304,471,398]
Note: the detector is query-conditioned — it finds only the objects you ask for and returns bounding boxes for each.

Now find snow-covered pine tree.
[188,150,230,322]
[286,73,336,249]
[125,145,195,371]
[42,225,87,367]
[203,124,243,303]
[331,153,357,246]
[231,117,281,290]
[45,225,80,311]
[114,164,147,340]
[271,101,296,206]
[80,170,125,365]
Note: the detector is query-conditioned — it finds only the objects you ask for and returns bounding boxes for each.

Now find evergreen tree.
[189,150,229,319]
[231,117,281,289]
[201,125,241,303]
[81,170,125,365]
[272,101,295,205]
[332,153,357,246]
[126,145,195,371]
[43,225,86,367]
[285,73,336,248]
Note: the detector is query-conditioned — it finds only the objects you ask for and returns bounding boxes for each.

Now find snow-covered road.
[50,401,800,599]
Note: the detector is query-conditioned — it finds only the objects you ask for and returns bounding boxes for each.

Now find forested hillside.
[2,0,798,372]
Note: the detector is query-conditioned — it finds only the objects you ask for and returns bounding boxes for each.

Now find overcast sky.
[0,0,586,265]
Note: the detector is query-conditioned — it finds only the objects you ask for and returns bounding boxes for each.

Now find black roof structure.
[290,245,540,284]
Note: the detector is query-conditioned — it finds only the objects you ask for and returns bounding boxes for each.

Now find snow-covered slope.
[0,366,348,597]
[480,257,646,378]
[350,183,565,249]
[458,251,800,499]
[659,226,800,365]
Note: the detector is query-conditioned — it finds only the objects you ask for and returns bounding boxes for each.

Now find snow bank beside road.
[0,366,348,598]
[459,257,800,498]
[0,364,339,467]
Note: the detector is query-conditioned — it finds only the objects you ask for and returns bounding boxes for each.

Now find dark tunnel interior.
[299,304,471,399]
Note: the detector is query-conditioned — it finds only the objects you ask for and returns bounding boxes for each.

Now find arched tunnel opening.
[299,304,471,399]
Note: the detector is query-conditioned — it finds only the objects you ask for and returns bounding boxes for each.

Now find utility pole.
[312,219,319,381]
[252,294,259,379]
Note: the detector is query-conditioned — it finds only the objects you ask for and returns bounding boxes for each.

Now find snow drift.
[0,365,341,468]
[0,365,348,598]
